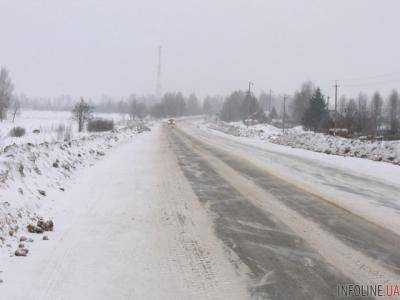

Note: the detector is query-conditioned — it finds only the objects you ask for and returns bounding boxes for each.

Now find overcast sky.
[1,0,400,99]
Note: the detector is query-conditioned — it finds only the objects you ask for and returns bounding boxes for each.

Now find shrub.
[55,124,66,141]
[9,126,26,137]
[87,118,114,132]
[64,125,73,141]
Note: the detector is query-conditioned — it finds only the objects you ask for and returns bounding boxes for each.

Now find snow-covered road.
[1,126,248,300]
[174,120,400,299]
[182,120,400,235]
[3,120,400,299]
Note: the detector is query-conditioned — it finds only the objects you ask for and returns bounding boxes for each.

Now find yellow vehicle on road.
[168,118,176,126]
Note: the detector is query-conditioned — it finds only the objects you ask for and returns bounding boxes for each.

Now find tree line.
[291,81,400,137]
[2,65,400,138]
[218,81,400,138]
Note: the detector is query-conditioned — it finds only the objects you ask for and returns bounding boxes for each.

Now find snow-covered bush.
[55,124,73,141]
[9,126,26,137]
[87,118,114,132]
[55,124,66,140]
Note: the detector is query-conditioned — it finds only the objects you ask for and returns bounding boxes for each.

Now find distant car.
[168,119,176,126]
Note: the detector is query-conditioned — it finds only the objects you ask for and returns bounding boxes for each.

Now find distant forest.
[1,66,399,139]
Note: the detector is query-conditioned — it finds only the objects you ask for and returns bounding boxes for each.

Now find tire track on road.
[169,128,369,299]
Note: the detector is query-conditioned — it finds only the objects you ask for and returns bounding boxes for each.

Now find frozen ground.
[207,119,400,165]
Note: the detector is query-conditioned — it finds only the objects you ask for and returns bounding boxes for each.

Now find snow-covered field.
[0,110,127,149]
[0,110,145,266]
[207,119,400,165]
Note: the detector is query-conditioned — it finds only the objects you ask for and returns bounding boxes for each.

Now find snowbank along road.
[2,119,400,299]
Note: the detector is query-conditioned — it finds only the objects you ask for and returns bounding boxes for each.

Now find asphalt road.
[169,121,400,299]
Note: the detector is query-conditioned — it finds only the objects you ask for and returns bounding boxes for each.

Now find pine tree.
[269,106,278,119]
[302,88,328,131]
[241,91,260,120]
[220,91,245,122]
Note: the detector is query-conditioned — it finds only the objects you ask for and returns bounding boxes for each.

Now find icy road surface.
[1,126,249,300]
[2,121,400,299]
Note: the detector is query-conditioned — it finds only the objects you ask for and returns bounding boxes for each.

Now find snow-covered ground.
[207,119,400,165]
[0,110,145,265]
[0,124,248,299]
[0,110,127,149]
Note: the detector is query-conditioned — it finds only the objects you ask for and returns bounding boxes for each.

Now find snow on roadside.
[206,120,400,165]
[0,111,147,262]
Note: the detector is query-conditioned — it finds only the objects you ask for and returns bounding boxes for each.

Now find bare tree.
[202,95,223,116]
[387,90,400,135]
[127,96,139,120]
[356,92,369,134]
[258,91,269,112]
[371,91,383,136]
[127,95,147,120]
[162,92,186,117]
[11,97,21,123]
[338,95,348,116]
[0,67,14,121]
[72,98,93,132]
[344,98,357,133]
[186,93,201,115]
[292,81,315,124]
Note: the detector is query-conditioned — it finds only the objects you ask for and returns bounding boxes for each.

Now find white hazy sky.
[1,0,400,99]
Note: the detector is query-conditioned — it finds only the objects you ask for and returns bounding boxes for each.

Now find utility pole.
[327,96,330,110]
[245,81,254,127]
[282,95,287,134]
[334,80,339,114]
[333,80,340,130]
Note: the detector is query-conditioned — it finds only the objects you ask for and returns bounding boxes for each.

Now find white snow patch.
[206,120,400,165]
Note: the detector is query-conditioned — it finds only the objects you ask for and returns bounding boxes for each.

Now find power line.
[342,78,400,88]
[339,71,400,82]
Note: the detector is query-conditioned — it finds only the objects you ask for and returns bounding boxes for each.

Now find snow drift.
[207,120,400,165]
